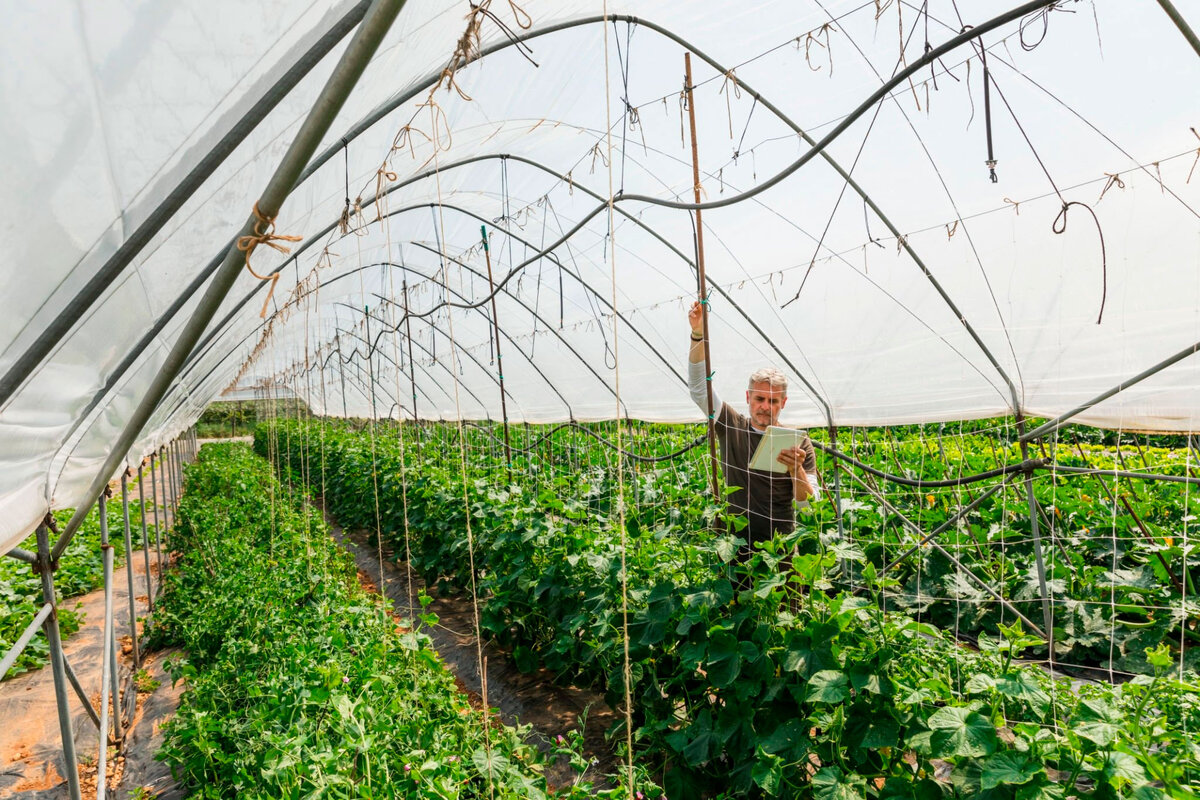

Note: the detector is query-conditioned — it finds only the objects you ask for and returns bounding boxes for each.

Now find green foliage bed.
[148,442,633,799]
[259,419,1200,799]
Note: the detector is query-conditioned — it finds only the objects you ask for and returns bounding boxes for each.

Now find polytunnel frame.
[28,2,1054,558]
[4,3,1200,797]
[0,2,407,797]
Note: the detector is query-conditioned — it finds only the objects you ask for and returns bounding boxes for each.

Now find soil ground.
[0,548,182,800]
[0,481,182,800]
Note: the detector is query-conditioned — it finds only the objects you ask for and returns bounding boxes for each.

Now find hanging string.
[428,112,496,800]
[988,73,1108,324]
[601,6,636,796]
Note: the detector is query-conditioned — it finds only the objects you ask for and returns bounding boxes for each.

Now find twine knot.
[236,203,302,318]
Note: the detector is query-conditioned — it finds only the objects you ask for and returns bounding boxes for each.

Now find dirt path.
[330,520,621,791]
[0,549,184,800]
[0,517,183,799]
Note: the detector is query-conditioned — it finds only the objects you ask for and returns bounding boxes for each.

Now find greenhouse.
[2,0,1199,797]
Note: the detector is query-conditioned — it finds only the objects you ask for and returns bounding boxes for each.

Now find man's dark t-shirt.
[714,403,817,554]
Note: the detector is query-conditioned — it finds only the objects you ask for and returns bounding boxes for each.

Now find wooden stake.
[684,52,722,502]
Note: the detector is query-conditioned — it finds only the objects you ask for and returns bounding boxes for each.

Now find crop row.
[147,441,637,799]
[259,419,1200,799]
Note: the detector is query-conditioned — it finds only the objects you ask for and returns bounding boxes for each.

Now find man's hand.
[778,442,816,503]
[776,444,808,476]
[688,300,703,337]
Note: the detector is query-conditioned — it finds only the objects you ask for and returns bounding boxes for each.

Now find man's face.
[746,380,787,429]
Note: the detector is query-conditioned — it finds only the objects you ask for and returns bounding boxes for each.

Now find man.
[687,301,819,560]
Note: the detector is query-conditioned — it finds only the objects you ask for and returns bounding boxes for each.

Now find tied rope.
[236,203,302,318]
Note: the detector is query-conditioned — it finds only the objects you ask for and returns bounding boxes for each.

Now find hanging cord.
[987,70,1108,324]
[601,4,635,793]
[379,190,418,612]
[236,204,303,318]
[427,118,495,800]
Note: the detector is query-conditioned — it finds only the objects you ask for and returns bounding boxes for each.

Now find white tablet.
[748,426,808,473]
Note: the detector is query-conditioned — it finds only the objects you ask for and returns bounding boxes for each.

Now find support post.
[98,492,124,744]
[137,463,154,615]
[0,602,54,679]
[97,494,114,800]
[683,52,722,502]
[36,522,83,800]
[829,425,845,540]
[50,0,410,562]
[1017,417,1055,654]
[150,453,164,584]
[1155,0,1200,57]
[119,472,141,667]
[480,226,513,480]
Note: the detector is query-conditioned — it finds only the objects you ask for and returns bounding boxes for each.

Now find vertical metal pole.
[137,463,154,615]
[829,425,845,540]
[150,453,164,583]
[119,472,140,667]
[97,495,114,800]
[99,492,124,743]
[1017,420,1054,646]
[172,440,182,509]
[683,52,721,502]
[479,226,513,480]
[36,522,83,800]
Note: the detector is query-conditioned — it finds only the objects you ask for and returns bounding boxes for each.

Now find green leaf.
[994,673,1050,711]
[706,630,742,688]
[806,670,849,704]
[471,748,512,782]
[752,750,783,794]
[811,766,866,800]
[760,719,805,754]
[928,706,998,758]
[1102,751,1147,787]
[964,673,997,694]
[981,750,1041,790]
[512,645,537,673]
[1074,698,1120,747]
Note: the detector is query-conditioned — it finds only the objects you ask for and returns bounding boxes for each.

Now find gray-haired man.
[688,302,819,560]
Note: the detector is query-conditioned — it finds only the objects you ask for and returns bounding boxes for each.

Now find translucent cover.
[2,0,1199,551]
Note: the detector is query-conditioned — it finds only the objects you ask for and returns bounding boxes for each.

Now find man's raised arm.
[687,301,723,417]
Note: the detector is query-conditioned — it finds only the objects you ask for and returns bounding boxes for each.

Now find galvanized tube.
[149,454,163,584]
[137,464,154,615]
[51,0,409,562]
[99,493,123,743]
[62,653,101,731]
[4,546,37,564]
[119,473,140,666]
[1020,340,1200,443]
[0,601,54,678]
[36,523,82,800]
[97,507,113,800]
[1155,0,1200,58]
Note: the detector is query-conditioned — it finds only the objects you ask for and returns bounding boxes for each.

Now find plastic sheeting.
[2,0,1199,552]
